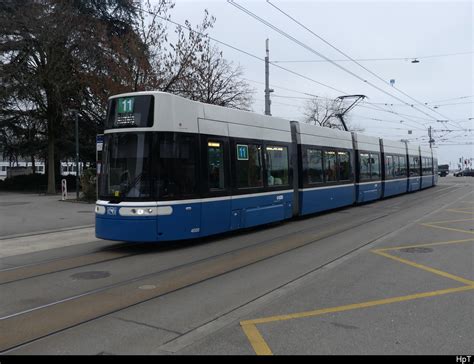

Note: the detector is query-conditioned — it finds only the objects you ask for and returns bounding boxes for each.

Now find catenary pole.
[264,38,273,115]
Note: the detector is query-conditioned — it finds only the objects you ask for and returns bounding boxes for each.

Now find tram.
[96,92,436,242]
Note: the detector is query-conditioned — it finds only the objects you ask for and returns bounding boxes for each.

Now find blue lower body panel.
[299,185,355,215]
[96,216,158,242]
[357,182,382,203]
[200,199,231,237]
[408,177,421,192]
[96,191,293,242]
[230,191,293,230]
[383,179,408,198]
[156,202,202,241]
[421,175,433,189]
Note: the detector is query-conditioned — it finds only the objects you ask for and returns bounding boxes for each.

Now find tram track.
[0,211,390,352]
[0,183,458,286]
[0,183,466,352]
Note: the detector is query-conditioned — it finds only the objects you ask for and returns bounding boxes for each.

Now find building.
[0,159,85,180]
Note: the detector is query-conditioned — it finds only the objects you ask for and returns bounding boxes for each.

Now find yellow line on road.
[241,285,474,328]
[421,223,474,235]
[373,238,474,253]
[422,218,474,225]
[446,209,474,215]
[241,323,273,355]
[241,191,474,354]
[372,250,474,285]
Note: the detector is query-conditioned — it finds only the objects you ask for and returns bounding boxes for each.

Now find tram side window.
[324,150,337,182]
[371,153,380,179]
[157,133,199,199]
[423,157,432,176]
[207,141,225,191]
[359,153,371,181]
[359,152,380,181]
[409,156,420,176]
[399,155,407,176]
[305,148,323,184]
[338,151,351,181]
[392,155,401,177]
[266,145,289,186]
[385,155,395,179]
[236,144,263,189]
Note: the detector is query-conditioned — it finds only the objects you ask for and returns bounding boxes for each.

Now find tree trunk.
[31,155,36,175]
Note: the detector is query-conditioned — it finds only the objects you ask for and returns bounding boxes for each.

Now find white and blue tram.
[96,92,436,242]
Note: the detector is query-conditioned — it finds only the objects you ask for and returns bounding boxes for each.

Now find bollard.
[61,179,67,201]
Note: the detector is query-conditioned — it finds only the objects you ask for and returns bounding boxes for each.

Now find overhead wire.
[263,0,465,131]
[132,2,440,136]
[272,51,474,63]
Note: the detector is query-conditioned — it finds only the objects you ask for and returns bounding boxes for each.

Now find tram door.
[199,119,231,236]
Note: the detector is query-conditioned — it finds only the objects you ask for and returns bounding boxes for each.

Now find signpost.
[61,179,67,201]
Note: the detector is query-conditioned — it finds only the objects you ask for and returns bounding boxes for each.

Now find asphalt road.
[0,176,472,355]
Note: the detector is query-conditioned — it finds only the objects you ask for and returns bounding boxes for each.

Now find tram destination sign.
[115,97,136,127]
[118,97,134,113]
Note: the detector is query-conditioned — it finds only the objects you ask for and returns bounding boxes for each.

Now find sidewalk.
[0,192,95,238]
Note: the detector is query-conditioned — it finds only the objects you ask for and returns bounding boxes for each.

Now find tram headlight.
[95,205,106,215]
[119,207,157,216]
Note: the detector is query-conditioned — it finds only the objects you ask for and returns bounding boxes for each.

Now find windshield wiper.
[120,172,145,196]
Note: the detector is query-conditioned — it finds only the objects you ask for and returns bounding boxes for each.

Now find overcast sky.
[167,0,472,167]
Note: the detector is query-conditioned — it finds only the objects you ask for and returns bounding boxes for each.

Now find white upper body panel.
[107,91,291,142]
[382,139,407,155]
[353,133,381,153]
[406,142,420,156]
[294,122,353,149]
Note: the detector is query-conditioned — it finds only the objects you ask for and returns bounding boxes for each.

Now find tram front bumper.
[95,214,158,242]
[95,203,161,242]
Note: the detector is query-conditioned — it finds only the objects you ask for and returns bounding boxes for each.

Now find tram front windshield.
[99,132,153,201]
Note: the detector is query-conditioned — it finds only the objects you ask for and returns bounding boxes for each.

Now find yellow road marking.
[422,218,474,225]
[372,250,474,285]
[241,202,474,354]
[374,238,474,253]
[241,323,273,355]
[421,223,474,235]
[241,285,474,327]
[446,209,474,215]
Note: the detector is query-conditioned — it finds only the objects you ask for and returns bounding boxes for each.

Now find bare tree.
[181,46,254,110]
[302,97,365,132]
[132,3,254,110]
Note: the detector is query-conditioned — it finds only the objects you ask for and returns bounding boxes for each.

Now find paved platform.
[0,192,94,238]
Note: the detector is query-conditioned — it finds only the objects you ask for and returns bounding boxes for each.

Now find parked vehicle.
[454,169,474,177]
